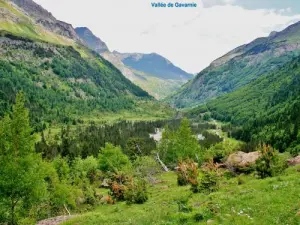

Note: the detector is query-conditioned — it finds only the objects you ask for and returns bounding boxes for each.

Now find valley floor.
[62,165,300,225]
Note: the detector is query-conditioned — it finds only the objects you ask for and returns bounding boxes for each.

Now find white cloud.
[35,0,300,73]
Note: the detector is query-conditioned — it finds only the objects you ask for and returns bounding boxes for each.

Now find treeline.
[188,55,300,156]
[36,119,182,159]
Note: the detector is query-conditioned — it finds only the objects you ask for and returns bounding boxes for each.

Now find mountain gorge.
[168,21,300,107]
[75,27,193,99]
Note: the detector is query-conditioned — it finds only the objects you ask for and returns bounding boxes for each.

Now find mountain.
[168,21,300,108]
[75,27,193,99]
[75,27,109,53]
[0,0,150,130]
[188,55,300,153]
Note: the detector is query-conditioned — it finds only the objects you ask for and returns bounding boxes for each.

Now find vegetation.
[0,31,151,131]
[158,118,203,166]
[62,166,300,225]
[167,20,300,108]
[189,55,300,153]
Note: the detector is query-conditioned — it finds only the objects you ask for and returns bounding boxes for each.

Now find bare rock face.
[10,0,79,40]
[75,27,109,54]
[226,151,261,168]
[287,156,300,166]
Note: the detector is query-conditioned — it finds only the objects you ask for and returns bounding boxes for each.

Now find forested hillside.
[168,21,300,108]
[0,0,154,130]
[75,27,193,99]
[188,55,300,155]
[0,31,150,130]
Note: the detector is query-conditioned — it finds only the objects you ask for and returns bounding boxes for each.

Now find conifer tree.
[0,93,47,225]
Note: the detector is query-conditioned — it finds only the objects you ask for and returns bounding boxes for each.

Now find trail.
[36,216,74,225]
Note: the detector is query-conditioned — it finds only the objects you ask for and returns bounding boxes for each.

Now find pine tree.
[0,93,47,225]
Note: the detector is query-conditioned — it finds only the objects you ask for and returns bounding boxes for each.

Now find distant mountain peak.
[76,26,193,99]
[75,27,109,53]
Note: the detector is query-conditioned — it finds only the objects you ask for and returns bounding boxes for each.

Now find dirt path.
[36,215,75,225]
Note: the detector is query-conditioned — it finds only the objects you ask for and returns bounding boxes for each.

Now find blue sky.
[35,0,300,73]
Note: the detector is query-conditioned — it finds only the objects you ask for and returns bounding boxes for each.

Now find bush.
[176,159,198,186]
[108,173,131,201]
[124,179,148,204]
[255,144,287,178]
[193,170,219,194]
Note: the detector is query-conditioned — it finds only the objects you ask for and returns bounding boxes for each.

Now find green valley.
[1,0,300,225]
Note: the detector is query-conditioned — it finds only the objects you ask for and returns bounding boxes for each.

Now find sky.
[34,0,300,73]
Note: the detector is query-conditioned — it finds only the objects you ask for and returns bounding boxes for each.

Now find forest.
[188,55,300,156]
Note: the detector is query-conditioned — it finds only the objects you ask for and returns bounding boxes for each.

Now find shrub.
[176,159,198,186]
[108,173,131,201]
[194,170,219,194]
[110,182,127,201]
[255,144,287,178]
[124,179,148,204]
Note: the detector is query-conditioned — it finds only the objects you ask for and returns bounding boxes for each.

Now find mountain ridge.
[75,26,193,99]
[167,20,300,108]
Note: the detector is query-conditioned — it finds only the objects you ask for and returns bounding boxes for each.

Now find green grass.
[63,165,300,225]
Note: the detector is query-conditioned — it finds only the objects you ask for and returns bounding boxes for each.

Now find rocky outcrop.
[287,156,300,166]
[10,0,79,40]
[75,27,109,54]
[226,151,261,168]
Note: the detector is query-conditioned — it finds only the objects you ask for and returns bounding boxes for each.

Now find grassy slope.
[0,0,74,45]
[130,69,186,100]
[63,165,300,225]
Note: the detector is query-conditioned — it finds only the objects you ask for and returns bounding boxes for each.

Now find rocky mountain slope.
[0,0,150,129]
[168,20,300,108]
[75,27,108,53]
[75,27,193,99]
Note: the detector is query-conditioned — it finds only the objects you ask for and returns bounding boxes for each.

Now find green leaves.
[0,92,47,224]
[98,143,132,173]
[159,118,202,165]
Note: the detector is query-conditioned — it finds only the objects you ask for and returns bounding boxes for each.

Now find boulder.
[287,156,300,166]
[226,151,261,168]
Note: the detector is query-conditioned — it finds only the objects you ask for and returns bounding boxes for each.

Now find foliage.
[0,93,47,225]
[189,56,300,153]
[124,179,148,204]
[98,143,132,173]
[158,118,202,166]
[124,137,155,160]
[176,159,198,186]
[133,156,161,180]
[0,32,150,131]
[63,167,300,225]
[36,119,179,159]
[255,144,288,179]
[194,169,219,194]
